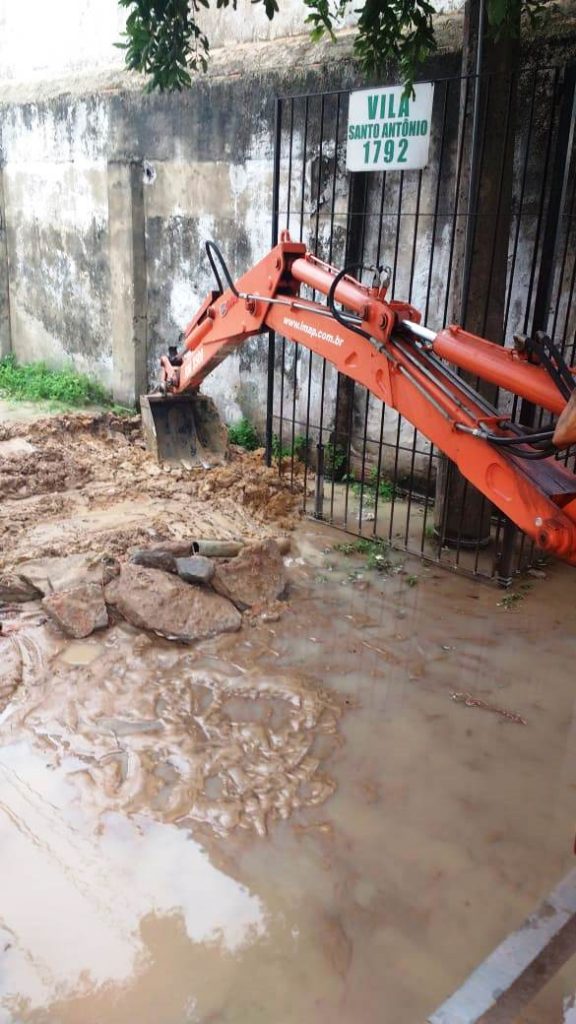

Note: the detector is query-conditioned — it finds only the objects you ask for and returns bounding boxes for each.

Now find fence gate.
[265,63,576,580]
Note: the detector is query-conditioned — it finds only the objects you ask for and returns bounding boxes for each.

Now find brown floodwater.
[0,525,575,1023]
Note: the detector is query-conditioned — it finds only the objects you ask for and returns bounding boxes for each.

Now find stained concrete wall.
[0,167,10,358]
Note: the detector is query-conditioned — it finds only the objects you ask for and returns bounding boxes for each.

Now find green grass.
[228,419,310,461]
[344,467,395,506]
[324,442,346,480]
[333,536,394,572]
[228,417,260,451]
[0,355,116,408]
[272,432,308,461]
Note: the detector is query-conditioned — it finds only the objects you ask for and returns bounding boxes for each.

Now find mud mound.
[0,412,300,570]
[191,448,302,525]
[0,410,141,443]
[0,442,92,498]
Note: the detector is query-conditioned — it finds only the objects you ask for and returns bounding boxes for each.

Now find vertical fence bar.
[265,96,282,467]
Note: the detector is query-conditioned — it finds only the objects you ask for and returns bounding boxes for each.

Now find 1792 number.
[363,139,408,165]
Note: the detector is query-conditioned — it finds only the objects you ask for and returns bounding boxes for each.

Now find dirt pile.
[193,449,302,523]
[0,412,301,571]
[0,439,92,498]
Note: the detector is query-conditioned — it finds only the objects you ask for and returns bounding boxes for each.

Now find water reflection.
[0,742,265,1021]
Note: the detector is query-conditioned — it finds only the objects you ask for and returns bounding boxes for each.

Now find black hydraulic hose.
[503,446,558,459]
[205,243,224,293]
[205,240,239,297]
[486,430,555,446]
[327,264,373,343]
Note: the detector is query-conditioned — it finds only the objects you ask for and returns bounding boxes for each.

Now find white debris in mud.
[0,628,344,838]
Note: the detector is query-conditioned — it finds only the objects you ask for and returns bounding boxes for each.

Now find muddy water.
[1,527,575,1022]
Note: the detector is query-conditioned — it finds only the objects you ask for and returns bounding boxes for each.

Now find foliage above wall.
[117,0,554,94]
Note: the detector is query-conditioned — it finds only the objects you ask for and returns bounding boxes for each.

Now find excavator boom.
[143,233,576,567]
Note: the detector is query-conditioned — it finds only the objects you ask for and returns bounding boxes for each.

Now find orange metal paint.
[158,235,576,566]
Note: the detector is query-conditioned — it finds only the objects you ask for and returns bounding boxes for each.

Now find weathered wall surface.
[0,101,112,383]
[0,33,375,416]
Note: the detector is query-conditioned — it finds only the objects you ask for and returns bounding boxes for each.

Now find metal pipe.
[432,327,568,414]
[193,538,291,557]
[400,319,437,343]
[290,257,369,315]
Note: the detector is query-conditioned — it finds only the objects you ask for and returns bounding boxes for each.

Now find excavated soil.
[0,412,301,570]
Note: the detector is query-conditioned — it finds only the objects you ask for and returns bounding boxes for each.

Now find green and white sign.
[346,83,434,172]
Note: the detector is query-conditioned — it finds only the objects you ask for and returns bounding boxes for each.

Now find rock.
[105,564,241,642]
[129,549,178,573]
[43,583,109,638]
[175,555,215,585]
[101,557,121,586]
[17,553,109,594]
[212,539,286,610]
[0,572,44,603]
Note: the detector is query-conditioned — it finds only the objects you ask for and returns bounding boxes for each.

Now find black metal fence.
[265,62,576,580]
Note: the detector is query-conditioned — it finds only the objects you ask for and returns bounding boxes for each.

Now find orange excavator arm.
[149,233,576,567]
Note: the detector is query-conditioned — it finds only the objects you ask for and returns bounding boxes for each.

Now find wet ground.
[1,414,575,1023]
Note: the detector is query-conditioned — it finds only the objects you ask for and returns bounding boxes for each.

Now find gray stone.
[43,583,109,638]
[0,572,44,603]
[105,563,241,642]
[175,555,215,585]
[212,539,286,610]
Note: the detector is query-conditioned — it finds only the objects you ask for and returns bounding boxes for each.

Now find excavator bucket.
[140,393,229,467]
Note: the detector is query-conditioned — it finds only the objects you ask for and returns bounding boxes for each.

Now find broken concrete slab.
[43,583,109,638]
[105,563,241,642]
[16,554,107,595]
[0,572,44,603]
[211,539,286,610]
[175,555,215,585]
